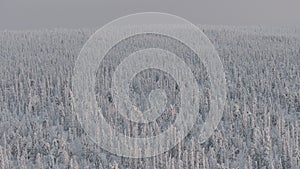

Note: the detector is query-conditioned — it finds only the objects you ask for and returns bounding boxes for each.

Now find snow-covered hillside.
[0,26,299,168]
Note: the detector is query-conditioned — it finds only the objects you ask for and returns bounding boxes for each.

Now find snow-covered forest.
[0,25,299,168]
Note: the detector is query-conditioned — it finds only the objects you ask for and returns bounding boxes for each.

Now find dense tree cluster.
[0,26,299,168]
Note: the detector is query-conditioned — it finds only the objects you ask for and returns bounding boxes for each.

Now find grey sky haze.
[0,0,299,30]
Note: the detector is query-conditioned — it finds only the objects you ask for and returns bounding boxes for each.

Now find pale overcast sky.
[0,0,299,30]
